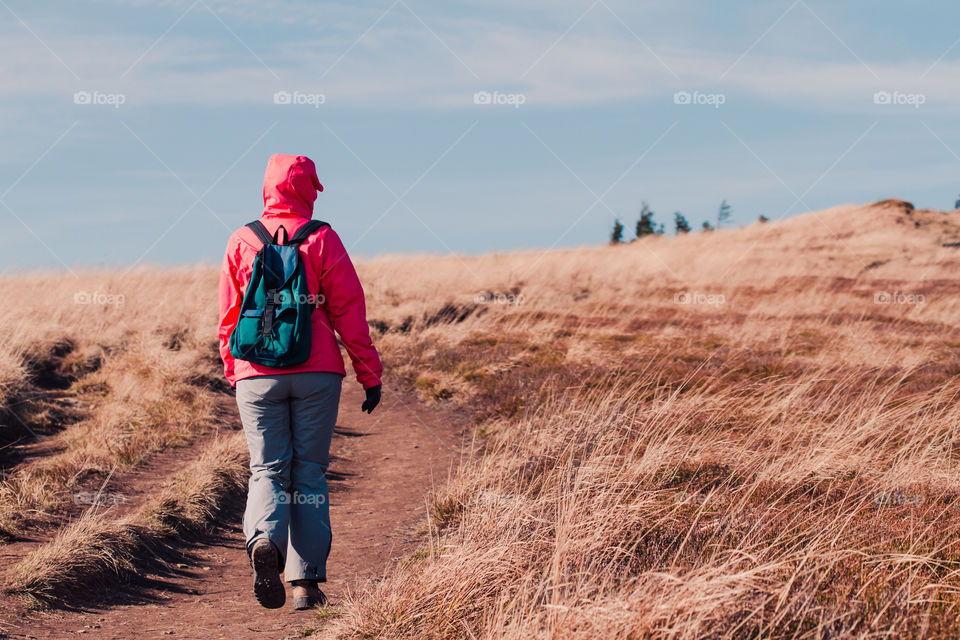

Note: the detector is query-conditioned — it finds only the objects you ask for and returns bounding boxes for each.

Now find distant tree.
[717,199,732,228]
[701,220,714,232]
[610,218,624,244]
[674,211,691,234]
[757,214,769,224]
[635,201,663,238]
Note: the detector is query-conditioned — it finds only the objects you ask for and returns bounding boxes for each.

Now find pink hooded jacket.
[217,154,382,389]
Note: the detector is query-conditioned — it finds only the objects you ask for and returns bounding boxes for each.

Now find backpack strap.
[288,220,329,246]
[272,225,289,245]
[245,221,274,246]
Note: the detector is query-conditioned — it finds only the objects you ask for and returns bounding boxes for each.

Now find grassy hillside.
[3,199,960,638]
[323,200,960,639]
[0,268,239,604]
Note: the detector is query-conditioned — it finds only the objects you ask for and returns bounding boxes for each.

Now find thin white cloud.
[1,7,958,111]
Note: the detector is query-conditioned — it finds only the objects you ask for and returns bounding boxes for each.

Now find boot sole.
[252,542,285,609]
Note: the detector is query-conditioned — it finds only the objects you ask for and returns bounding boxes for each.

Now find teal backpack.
[229,219,328,367]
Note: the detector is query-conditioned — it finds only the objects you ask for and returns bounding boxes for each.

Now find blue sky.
[2,0,959,269]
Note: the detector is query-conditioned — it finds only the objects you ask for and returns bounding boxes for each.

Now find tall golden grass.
[0,268,231,601]
[3,199,959,638]
[6,435,246,606]
[323,201,960,638]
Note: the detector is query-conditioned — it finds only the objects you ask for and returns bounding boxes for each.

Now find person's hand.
[361,385,382,414]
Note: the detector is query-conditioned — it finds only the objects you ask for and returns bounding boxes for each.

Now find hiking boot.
[251,539,285,609]
[291,579,327,610]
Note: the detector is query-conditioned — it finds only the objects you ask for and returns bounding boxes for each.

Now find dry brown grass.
[0,268,224,538]
[0,267,240,603]
[5,434,247,606]
[320,200,960,639]
[3,199,959,636]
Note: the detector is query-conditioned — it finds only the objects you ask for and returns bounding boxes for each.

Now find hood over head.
[262,154,323,218]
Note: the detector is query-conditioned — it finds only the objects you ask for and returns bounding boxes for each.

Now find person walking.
[218,153,382,610]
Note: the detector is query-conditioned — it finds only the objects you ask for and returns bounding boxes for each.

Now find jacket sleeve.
[217,234,243,386]
[315,228,383,389]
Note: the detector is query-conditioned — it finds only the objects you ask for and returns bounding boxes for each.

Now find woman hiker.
[218,153,383,610]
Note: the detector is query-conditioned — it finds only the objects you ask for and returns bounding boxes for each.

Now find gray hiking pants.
[235,372,342,582]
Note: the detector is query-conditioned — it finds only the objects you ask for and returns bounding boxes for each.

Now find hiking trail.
[0,383,464,640]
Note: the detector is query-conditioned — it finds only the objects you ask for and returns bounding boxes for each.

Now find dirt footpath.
[2,383,464,640]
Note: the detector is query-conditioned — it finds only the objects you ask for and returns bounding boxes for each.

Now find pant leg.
[284,372,342,582]
[236,375,294,560]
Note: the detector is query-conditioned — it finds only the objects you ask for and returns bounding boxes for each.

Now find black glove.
[361,385,382,414]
